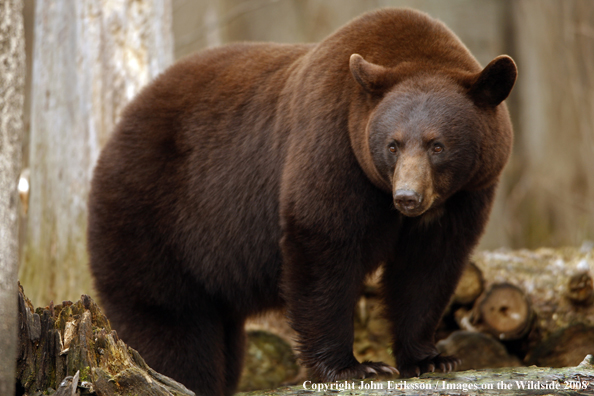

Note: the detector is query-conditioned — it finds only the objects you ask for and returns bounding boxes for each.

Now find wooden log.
[566,272,594,306]
[15,283,194,396]
[467,283,534,341]
[239,331,300,392]
[235,355,594,395]
[436,330,522,371]
[525,323,594,368]
[452,261,485,306]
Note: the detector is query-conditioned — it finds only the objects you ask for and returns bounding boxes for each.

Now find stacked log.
[451,261,485,305]
[463,282,534,341]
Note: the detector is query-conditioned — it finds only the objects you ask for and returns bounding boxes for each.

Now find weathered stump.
[15,283,194,396]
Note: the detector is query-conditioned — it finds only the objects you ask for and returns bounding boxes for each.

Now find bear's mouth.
[394,204,428,217]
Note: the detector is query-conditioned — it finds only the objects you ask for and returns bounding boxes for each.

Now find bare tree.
[20,0,173,307]
[0,0,25,394]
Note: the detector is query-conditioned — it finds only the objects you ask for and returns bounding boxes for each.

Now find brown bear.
[88,8,516,396]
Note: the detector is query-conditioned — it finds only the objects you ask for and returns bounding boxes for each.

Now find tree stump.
[15,283,194,396]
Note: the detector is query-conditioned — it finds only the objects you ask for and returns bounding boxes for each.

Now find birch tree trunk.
[20,0,173,308]
[0,0,25,394]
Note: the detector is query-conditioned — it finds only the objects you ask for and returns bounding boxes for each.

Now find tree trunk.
[0,0,25,394]
[508,0,594,247]
[20,0,173,308]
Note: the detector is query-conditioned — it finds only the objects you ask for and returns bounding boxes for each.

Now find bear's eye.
[432,143,444,154]
[388,142,398,154]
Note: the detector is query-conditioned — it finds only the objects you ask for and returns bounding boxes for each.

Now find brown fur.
[88,8,516,395]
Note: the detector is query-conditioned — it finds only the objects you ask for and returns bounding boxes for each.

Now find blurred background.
[16,0,594,308]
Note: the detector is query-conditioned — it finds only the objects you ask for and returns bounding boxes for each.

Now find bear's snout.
[394,189,423,214]
[392,152,434,217]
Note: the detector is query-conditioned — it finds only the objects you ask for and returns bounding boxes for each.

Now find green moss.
[80,366,92,382]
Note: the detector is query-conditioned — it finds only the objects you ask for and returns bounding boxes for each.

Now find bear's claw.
[399,355,461,378]
[321,361,399,382]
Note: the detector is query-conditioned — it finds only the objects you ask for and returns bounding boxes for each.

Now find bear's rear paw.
[399,355,461,377]
[320,361,399,382]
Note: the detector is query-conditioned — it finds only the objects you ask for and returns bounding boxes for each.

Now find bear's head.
[349,54,517,218]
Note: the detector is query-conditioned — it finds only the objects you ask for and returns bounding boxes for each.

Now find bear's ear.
[468,55,517,107]
[350,54,397,94]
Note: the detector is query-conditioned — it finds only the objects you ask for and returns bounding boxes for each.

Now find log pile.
[348,246,594,370]
[438,246,594,369]
[458,246,594,367]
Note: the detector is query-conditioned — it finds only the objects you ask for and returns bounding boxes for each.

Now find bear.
[87,8,516,396]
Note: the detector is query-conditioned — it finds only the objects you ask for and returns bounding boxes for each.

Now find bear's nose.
[394,189,422,212]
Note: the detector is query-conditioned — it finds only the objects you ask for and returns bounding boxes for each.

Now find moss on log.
[239,330,300,392]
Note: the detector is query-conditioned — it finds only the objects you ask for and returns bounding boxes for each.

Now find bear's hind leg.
[222,317,247,396]
[112,307,228,396]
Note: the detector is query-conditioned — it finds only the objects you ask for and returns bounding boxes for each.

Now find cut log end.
[566,272,594,305]
[471,283,533,341]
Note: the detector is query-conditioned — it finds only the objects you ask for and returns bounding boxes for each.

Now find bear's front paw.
[319,361,399,382]
[399,355,461,377]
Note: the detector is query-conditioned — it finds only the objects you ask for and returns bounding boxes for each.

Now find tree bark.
[508,0,594,247]
[0,0,25,394]
[20,0,173,308]
[15,284,194,396]
[526,323,594,368]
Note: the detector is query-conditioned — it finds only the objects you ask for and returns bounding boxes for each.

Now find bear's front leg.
[280,229,398,382]
[384,189,494,377]
[383,249,463,377]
